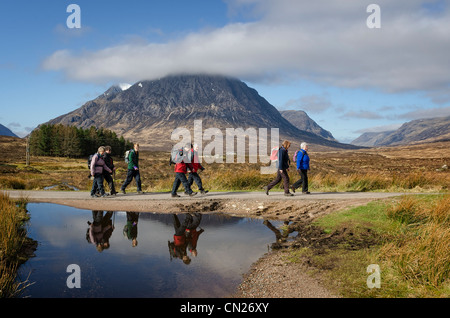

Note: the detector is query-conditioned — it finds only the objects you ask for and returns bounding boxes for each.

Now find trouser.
[267,169,290,193]
[172,172,193,195]
[292,169,308,192]
[91,174,105,195]
[121,169,142,191]
[103,172,116,194]
[187,212,202,231]
[188,172,204,191]
[173,213,193,236]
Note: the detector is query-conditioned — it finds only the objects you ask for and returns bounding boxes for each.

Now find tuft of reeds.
[0,192,32,298]
[381,195,450,289]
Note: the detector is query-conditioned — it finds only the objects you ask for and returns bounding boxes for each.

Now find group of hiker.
[89,140,310,198]
[87,210,204,264]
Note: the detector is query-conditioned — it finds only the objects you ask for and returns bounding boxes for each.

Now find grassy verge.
[286,194,450,297]
[1,150,448,193]
[0,192,35,298]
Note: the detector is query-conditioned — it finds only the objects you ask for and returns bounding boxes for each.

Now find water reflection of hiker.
[168,213,192,264]
[171,143,197,198]
[291,142,310,194]
[264,140,293,196]
[186,212,204,257]
[90,146,113,198]
[123,212,139,247]
[188,144,209,195]
[103,146,117,196]
[86,211,115,252]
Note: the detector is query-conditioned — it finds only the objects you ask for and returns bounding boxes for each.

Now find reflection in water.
[168,213,204,264]
[87,211,114,252]
[123,212,139,247]
[19,203,283,298]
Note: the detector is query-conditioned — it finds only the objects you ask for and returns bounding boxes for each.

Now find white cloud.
[42,0,450,101]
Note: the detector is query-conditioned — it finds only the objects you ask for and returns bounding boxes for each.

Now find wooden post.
[26,136,30,166]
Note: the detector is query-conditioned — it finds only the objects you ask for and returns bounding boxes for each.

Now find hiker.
[188,143,208,194]
[121,143,143,194]
[123,212,139,247]
[171,143,197,198]
[186,212,204,257]
[291,142,311,194]
[90,146,113,198]
[264,140,293,196]
[103,146,117,195]
[168,213,193,264]
[86,211,114,252]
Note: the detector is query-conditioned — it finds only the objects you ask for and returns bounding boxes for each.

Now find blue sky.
[1,0,449,143]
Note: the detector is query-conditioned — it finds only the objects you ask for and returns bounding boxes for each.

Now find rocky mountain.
[0,124,18,137]
[47,74,356,151]
[351,131,396,147]
[280,110,336,141]
[351,115,450,147]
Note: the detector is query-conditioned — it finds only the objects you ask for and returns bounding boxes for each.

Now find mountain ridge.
[46,74,357,151]
[351,115,450,147]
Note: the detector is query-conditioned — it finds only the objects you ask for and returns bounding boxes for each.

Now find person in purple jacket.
[90,146,112,198]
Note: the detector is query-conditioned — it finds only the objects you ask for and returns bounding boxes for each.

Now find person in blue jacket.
[264,140,293,196]
[291,142,310,194]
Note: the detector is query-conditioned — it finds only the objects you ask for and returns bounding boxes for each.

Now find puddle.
[18,203,282,298]
[43,182,80,191]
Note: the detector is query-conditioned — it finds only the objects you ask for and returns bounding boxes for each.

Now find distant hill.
[351,115,450,147]
[0,124,18,137]
[280,110,336,141]
[46,74,357,151]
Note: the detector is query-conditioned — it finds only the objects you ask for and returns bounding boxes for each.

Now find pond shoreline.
[6,190,406,298]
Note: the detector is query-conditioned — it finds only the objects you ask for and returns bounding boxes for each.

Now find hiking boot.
[200,190,209,194]
[264,186,269,195]
[120,189,126,194]
[302,191,311,194]
[110,191,118,196]
[171,194,180,198]
[189,192,197,197]
[137,191,144,194]
[290,186,296,193]
[284,192,294,197]
[100,193,109,197]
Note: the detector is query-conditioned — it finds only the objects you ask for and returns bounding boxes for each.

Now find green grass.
[286,194,450,297]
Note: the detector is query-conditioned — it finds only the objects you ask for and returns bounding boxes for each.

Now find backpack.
[270,147,279,162]
[293,150,299,162]
[169,148,184,166]
[124,149,132,163]
[87,154,96,169]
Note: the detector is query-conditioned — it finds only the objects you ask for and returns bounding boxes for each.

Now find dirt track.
[4,190,405,221]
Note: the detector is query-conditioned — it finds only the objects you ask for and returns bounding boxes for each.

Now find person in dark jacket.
[264,140,293,196]
[171,143,197,198]
[90,146,113,198]
[103,146,117,195]
[291,142,311,194]
[187,143,208,194]
[120,143,143,194]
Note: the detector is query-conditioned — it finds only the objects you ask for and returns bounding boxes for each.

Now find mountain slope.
[351,116,450,147]
[0,124,18,137]
[47,74,356,150]
[280,110,336,141]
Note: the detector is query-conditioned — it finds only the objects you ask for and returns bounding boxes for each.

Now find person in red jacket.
[187,143,208,195]
[186,212,204,257]
[168,213,193,264]
[171,143,197,198]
